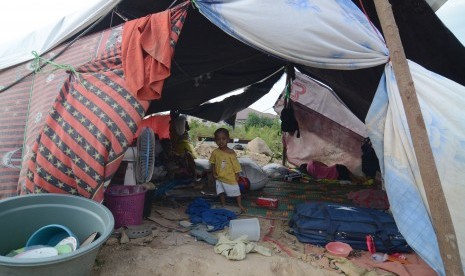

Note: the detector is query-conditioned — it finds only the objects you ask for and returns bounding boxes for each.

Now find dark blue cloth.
[187,198,211,224]
[186,198,236,231]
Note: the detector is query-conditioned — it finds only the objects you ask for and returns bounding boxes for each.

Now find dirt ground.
[92,238,333,276]
[91,213,338,276]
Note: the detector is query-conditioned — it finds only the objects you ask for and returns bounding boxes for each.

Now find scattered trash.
[214,233,271,261]
[371,253,388,263]
[387,253,410,264]
[366,235,376,254]
[190,229,218,245]
[256,197,278,208]
[179,220,193,228]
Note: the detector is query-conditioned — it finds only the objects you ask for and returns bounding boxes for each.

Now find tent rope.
[284,65,295,101]
[190,0,199,9]
[31,51,81,82]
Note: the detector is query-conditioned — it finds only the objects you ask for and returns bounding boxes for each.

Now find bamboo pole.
[373,0,463,275]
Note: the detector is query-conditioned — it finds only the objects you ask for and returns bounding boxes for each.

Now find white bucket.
[229,218,260,241]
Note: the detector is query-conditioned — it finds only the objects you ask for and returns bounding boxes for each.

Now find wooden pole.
[373,1,463,275]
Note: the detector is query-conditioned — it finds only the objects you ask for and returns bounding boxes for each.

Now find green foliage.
[188,115,282,159]
[245,113,275,129]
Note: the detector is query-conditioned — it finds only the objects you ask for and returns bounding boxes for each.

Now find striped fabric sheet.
[23,46,150,202]
[0,25,122,200]
[20,3,189,202]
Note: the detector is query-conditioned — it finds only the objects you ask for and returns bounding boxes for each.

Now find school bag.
[289,202,411,253]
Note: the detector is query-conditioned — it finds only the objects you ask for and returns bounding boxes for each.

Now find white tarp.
[196,1,463,274]
[0,0,120,70]
[195,0,388,70]
[366,60,465,275]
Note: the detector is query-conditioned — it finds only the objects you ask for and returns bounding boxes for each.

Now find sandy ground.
[91,215,338,276]
[92,242,332,276]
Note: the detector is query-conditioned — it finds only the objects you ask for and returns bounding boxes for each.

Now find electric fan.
[122,127,155,185]
[136,127,155,183]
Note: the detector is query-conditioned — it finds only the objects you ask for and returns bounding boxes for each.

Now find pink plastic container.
[104,185,147,229]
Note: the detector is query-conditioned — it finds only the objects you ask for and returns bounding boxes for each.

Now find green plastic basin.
[0,194,114,276]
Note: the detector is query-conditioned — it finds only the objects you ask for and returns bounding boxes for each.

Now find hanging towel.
[122,2,188,100]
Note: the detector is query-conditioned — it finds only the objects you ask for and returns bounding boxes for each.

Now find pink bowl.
[325,242,353,257]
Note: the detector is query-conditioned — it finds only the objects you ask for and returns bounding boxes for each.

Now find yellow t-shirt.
[209,148,241,184]
[173,138,197,158]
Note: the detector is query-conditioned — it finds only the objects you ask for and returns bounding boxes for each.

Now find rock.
[233,144,244,150]
[247,137,273,156]
[194,144,216,158]
[120,231,130,244]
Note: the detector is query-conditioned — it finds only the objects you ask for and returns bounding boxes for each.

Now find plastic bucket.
[229,218,260,241]
[0,194,114,276]
[104,185,147,229]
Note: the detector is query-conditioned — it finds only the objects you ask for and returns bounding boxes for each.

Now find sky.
[0,0,463,115]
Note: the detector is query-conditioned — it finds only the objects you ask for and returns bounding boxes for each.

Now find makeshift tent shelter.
[0,0,464,274]
[274,71,367,174]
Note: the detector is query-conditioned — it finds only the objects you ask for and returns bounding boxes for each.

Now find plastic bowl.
[325,242,353,257]
[26,224,79,248]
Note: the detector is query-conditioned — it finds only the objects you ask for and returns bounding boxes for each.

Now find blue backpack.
[289,202,411,253]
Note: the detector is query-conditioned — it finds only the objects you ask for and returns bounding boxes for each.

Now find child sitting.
[209,128,247,212]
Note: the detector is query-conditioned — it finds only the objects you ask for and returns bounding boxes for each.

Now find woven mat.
[242,179,370,220]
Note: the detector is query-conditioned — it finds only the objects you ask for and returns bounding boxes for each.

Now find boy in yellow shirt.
[209,128,246,212]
